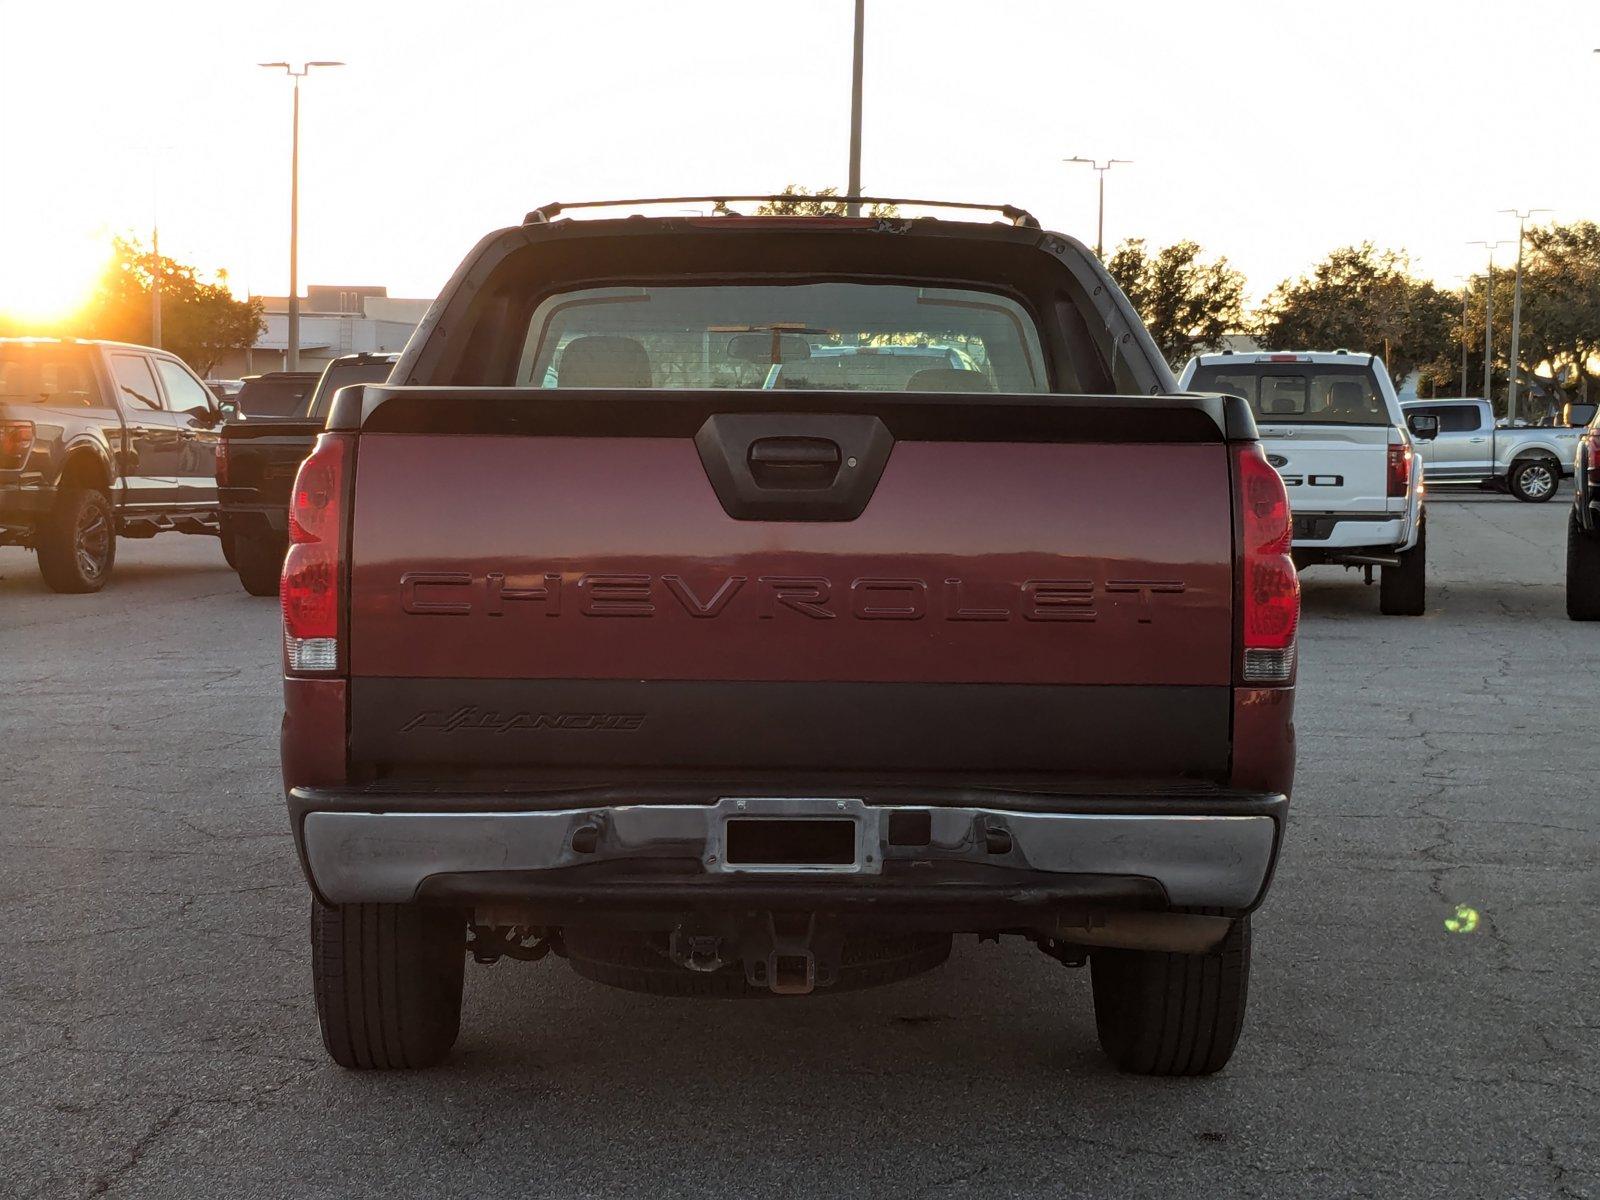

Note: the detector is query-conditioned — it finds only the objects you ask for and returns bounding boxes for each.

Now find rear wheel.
[234,534,284,597]
[311,899,466,1070]
[1090,914,1250,1076]
[1567,509,1600,621]
[1509,457,1560,503]
[1379,521,1427,616]
[36,488,116,593]
[219,529,237,569]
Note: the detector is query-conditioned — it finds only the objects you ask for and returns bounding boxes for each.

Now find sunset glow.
[0,228,110,329]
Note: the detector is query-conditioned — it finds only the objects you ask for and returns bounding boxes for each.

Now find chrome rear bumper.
[297,792,1282,910]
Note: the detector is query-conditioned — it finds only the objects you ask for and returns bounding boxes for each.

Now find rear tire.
[1090,914,1250,1076]
[36,488,116,593]
[234,534,284,597]
[1508,457,1560,503]
[1379,521,1427,616]
[1567,509,1600,621]
[219,529,237,569]
[565,928,951,998]
[311,900,466,1070]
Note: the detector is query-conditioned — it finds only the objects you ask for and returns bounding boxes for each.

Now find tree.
[1106,239,1245,367]
[1518,221,1600,404]
[1253,244,1456,386]
[755,186,898,218]
[2,238,263,376]
[1419,223,1600,409]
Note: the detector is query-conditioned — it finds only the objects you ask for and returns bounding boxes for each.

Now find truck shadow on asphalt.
[437,942,1141,1088]
[0,548,236,598]
[1298,575,1566,622]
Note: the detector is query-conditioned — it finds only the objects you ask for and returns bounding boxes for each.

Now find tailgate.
[1259,425,1393,515]
[220,421,322,502]
[343,391,1238,779]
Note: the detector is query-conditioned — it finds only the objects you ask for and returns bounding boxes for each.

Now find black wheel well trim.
[55,444,114,493]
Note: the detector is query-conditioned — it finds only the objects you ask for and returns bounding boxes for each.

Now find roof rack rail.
[523,195,1040,228]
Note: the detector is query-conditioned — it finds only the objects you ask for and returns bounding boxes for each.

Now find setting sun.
[0,228,111,330]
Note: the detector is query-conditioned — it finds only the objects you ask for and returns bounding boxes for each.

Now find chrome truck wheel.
[1509,459,1559,503]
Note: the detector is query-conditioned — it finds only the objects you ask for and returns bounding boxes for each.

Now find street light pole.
[1499,208,1552,427]
[846,0,864,218]
[1469,240,1509,406]
[150,226,161,349]
[260,61,344,371]
[146,149,166,349]
[1455,277,1469,398]
[1065,157,1131,259]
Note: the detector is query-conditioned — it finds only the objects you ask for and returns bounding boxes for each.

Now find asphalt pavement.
[1,493,1595,1199]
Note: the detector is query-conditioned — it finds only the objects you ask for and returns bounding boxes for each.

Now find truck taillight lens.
[214,440,230,486]
[1237,443,1299,683]
[281,434,351,673]
[1,420,34,468]
[1387,442,1412,498]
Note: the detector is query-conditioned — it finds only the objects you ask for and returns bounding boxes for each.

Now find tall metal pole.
[1459,285,1468,398]
[1065,157,1131,260]
[1499,208,1551,427]
[149,229,161,348]
[260,61,343,373]
[289,73,301,370]
[149,155,161,348]
[1483,255,1495,407]
[1096,171,1105,259]
[1469,240,1508,405]
[846,0,864,217]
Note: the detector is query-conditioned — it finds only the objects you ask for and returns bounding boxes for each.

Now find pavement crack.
[85,1101,189,1197]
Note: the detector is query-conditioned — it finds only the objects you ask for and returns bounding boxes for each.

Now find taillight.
[1387,442,1412,498]
[281,433,352,673]
[1237,443,1300,683]
[1,419,35,469]
[214,440,230,486]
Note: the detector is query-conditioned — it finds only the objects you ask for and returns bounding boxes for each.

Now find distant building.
[213,285,433,378]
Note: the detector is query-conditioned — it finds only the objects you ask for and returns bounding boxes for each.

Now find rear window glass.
[0,348,100,408]
[1190,362,1389,426]
[236,376,315,417]
[309,360,395,419]
[516,284,1047,393]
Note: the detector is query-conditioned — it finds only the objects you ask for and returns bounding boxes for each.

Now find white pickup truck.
[1399,397,1597,503]
[1179,350,1426,616]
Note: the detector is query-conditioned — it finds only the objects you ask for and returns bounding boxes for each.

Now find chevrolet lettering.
[398,570,1189,623]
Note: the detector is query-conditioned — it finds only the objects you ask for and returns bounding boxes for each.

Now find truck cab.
[1179,350,1427,615]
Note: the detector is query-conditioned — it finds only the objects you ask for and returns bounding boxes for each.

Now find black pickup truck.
[219,352,398,594]
[1568,409,1600,619]
[0,337,224,592]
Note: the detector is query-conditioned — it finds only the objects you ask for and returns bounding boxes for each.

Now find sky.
[2,0,1598,319]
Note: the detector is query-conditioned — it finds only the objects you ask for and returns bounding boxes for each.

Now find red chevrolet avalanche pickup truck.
[279,198,1299,1075]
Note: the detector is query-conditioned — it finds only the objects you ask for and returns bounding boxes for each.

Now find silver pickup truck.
[1400,397,1597,503]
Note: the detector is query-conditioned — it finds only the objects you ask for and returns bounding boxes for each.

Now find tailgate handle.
[747,436,841,488]
[695,413,894,521]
